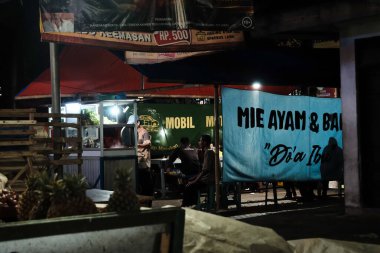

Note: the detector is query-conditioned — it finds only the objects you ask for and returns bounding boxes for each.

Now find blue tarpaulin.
[222,87,342,182]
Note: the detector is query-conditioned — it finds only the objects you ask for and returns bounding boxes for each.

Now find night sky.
[0,0,50,108]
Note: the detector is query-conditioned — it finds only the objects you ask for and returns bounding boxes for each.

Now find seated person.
[166,137,201,177]
[182,134,215,207]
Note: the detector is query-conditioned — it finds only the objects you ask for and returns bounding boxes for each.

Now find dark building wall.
[356,36,380,208]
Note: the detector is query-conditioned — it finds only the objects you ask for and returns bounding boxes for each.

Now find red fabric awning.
[16,45,296,100]
[16,45,142,99]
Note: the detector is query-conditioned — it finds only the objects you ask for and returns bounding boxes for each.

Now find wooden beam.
[0,108,36,115]
[0,140,35,146]
[0,129,36,135]
[0,120,36,125]
[0,151,36,159]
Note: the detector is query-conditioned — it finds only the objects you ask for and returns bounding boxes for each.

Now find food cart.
[61,100,138,191]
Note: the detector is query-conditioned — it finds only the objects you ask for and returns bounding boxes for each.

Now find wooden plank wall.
[0,109,82,192]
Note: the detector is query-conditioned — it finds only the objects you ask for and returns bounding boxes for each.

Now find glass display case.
[98,100,137,190]
[99,100,136,157]
[80,101,137,153]
[49,101,138,190]
[81,103,100,149]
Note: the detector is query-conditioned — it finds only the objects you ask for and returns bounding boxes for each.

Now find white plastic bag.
[0,173,8,190]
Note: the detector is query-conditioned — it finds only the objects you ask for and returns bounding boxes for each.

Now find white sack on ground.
[0,173,7,190]
[288,238,380,253]
[183,208,294,253]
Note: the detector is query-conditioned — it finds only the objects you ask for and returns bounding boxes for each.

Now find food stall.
[60,100,138,190]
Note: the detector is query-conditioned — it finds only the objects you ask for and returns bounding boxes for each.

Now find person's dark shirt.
[199,148,215,184]
[320,137,343,181]
[168,146,200,176]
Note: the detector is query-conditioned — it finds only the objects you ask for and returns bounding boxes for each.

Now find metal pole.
[214,84,221,211]
[141,73,145,90]
[50,43,61,113]
[49,42,62,177]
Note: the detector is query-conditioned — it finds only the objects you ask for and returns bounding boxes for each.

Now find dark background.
[0,0,341,109]
[0,0,50,108]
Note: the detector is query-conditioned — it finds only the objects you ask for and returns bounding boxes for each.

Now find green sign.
[137,103,222,157]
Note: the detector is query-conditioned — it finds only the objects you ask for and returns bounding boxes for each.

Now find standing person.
[319,137,344,199]
[181,134,215,207]
[166,137,201,177]
[128,115,153,196]
[296,181,317,202]
[283,181,297,199]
